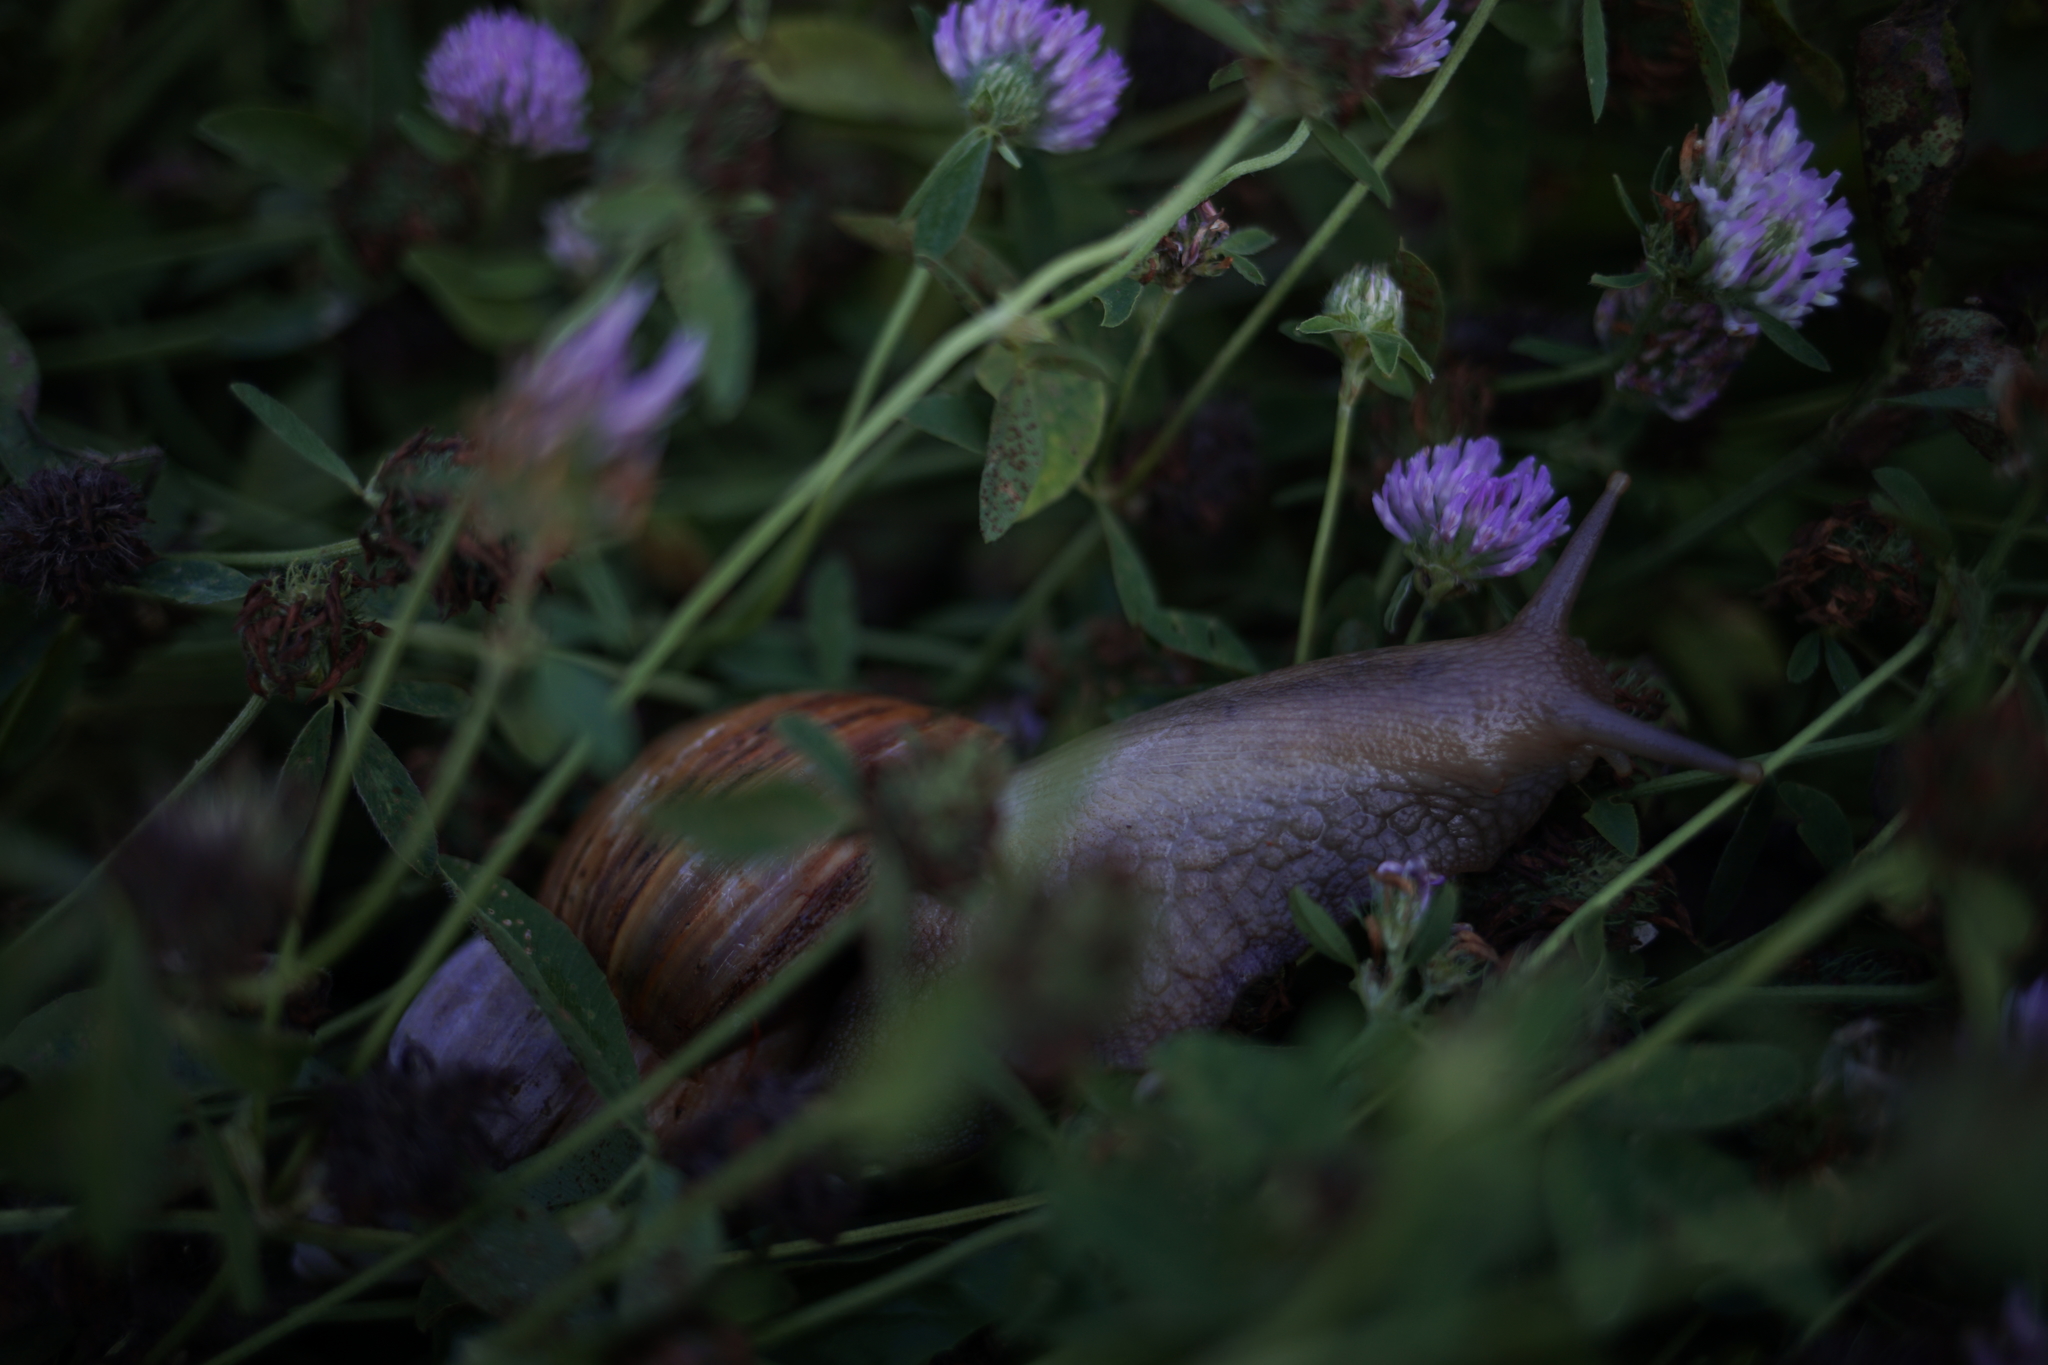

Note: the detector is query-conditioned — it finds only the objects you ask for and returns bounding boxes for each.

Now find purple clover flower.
[542,197,603,278]
[1373,437,1572,594]
[1687,83,1855,330]
[2008,977,2048,1058]
[423,10,590,156]
[511,282,706,467]
[1596,278,1757,421]
[1377,0,1457,79]
[933,0,1129,153]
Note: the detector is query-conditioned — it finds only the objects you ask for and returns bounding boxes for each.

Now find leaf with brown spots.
[1853,0,1971,307]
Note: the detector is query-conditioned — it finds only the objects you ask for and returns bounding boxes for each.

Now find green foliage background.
[1,0,2047,1361]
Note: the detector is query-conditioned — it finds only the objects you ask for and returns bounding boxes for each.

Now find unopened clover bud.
[1296,264,1430,398]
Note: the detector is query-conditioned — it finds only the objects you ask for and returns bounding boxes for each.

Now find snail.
[393,472,1758,1160]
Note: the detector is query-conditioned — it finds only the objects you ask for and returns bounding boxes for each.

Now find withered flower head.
[235,558,387,700]
[1765,500,1928,631]
[360,431,522,617]
[1903,692,2048,870]
[1131,200,1237,293]
[112,766,297,987]
[321,1042,510,1225]
[0,465,154,612]
[1993,354,2048,478]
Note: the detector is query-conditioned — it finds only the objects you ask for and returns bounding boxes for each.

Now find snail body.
[396,474,1756,1150]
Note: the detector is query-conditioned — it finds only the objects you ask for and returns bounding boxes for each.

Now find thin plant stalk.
[343,623,529,1069]
[161,538,361,566]
[614,107,1268,705]
[1297,391,1360,663]
[753,1211,1051,1348]
[294,571,534,984]
[1529,849,1899,1129]
[8,691,267,952]
[1521,627,1934,974]
[836,265,931,444]
[292,494,474,908]
[1116,0,1505,496]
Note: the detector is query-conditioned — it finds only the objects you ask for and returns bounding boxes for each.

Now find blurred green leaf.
[342,699,438,876]
[1097,507,1259,673]
[431,1202,588,1319]
[661,215,755,421]
[1095,279,1143,327]
[1871,466,1954,558]
[750,17,961,126]
[1787,630,1821,683]
[1679,0,1738,106]
[1583,0,1609,120]
[134,559,253,605]
[1290,887,1359,968]
[1585,795,1639,858]
[278,702,333,839]
[1495,0,1566,47]
[644,780,851,862]
[497,657,637,775]
[445,857,640,1101]
[1752,311,1830,371]
[1544,1123,1645,1326]
[195,107,356,190]
[1778,782,1854,870]
[772,711,864,802]
[378,680,469,720]
[1598,1043,1804,1129]
[1392,249,1444,362]
[1702,777,1779,936]
[1945,866,2034,1039]
[1822,636,1864,698]
[1589,271,1652,289]
[403,246,556,349]
[1220,227,1276,256]
[228,381,363,495]
[904,391,989,451]
[909,132,994,262]
[1308,119,1392,206]
[808,555,859,688]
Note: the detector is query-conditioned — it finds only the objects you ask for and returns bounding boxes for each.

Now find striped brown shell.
[538,692,996,1054]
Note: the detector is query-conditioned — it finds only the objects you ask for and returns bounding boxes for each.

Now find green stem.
[1975,469,2047,582]
[1529,852,1897,1129]
[725,1194,1049,1266]
[1521,628,1934,975]
[8,692,266,952]
[1116,0,1505,492]
[753,1211,1050,1349]
[1491,351,1625,393]
[1199,118,1311,198]
[493,1109,842,1345]
[613,107,1266,707]
[344,644,522,1069]
[141,1266,230,1365]
[1617,727,1896,801]
[162,539,361,566]
[1593,438,1828,589]
[838,266,931,444]
[403,620,717,710]
[939,517,1103,704]
[1297,392,1360,664]
[292,497,471,908]
[1101,288,1178,463]
[1796,1220,1943,1349]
